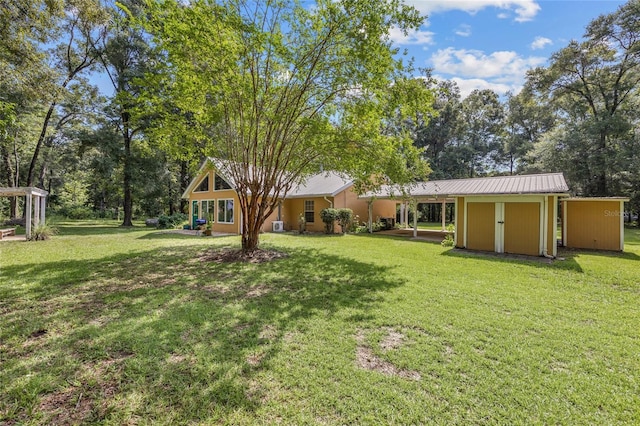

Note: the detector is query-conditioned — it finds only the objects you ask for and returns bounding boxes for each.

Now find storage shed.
[561,198,628,251]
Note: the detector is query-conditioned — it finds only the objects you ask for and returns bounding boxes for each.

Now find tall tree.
[456,89,504,177]
[97,0,155,226]
[530,0,640,195]
[141,0,428,252]
[26,0,108,187]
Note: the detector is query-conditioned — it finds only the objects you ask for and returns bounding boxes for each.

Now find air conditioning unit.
[272,220,284,232]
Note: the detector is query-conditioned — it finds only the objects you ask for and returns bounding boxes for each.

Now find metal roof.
[363,173,569,199]
[182,158,354,199]
[286,172,352,198]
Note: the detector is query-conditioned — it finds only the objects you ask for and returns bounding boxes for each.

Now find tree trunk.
[27,103,56,187]
[1,143,18,217]
[594,132,607,196]
[179,160,190,214]
[121,112,134,227]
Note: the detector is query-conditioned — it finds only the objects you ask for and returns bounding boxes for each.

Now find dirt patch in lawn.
[355,329,421,381]
[198,248,288,264]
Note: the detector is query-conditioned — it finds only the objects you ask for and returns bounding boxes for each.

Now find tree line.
[2,0,639,237]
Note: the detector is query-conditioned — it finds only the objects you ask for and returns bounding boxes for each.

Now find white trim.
[463,198,468,248]
[620,200,625,251]
[495,202,504,253]
[539,199,545,256]
[193,174,211,193]
[454,198,459,246]
[562,200,567,248]
[552,196,558,257]
[217,198,235,224]
[463,195,545,203]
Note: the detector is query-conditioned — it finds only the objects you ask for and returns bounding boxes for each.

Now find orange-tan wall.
[282,197,333,233]
[504,202,540,256]
[333,188,396,226]
[564,200,623,251]
[187,169,241,234]
[466,202,495,252]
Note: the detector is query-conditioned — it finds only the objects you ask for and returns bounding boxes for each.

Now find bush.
[337,208,353,234]
[441,224,456,247]
[320,208,338,234]
[28,223,57,241]
[55,205,95,219]
[157,213,188,229]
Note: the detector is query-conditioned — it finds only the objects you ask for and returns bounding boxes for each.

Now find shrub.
[320,208,338,234]
[28,223,57,241]
[336,208,353,234]
[157,213,188,229]
[297,213,306,234]
[441,224,456,247]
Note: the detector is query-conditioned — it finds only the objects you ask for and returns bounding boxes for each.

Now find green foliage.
[157,213,187,229]
[441,224,456,247]
[320,208,338,234]
[138,0,427,251]
[27,223,57,241]
[297,213,306,234]
[337,208,353,234]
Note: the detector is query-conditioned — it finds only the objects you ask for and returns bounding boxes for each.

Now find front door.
[192,200,199,229]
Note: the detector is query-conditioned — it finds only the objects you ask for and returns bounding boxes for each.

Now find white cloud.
[388,26,435,45]
[455,24,472,37]
[405,0,541,22]
[436,76,514,98]
[497,12,510,19]
[429,48,547,96]
[530,36,552,50]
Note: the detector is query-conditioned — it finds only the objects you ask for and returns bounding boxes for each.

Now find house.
[181,158,397,234]
[362,173,629,256]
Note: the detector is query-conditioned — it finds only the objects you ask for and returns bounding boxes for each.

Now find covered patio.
[0,187,49,240]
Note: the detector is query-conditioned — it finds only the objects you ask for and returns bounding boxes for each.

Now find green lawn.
[1,221,639,424]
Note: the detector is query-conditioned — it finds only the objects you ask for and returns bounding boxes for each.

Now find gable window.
[215,174,232,190]
[218,199,234,224]
[196,175,209,192]
[304,200,314,223]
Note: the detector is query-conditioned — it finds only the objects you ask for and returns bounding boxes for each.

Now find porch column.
[404,201,409,228]
[34,195,41,225]
[25,193,33,239]
[441,200,446,231]
[368,200,373,233]
[399,203,405,227]
[40,195,46,224]
[413,199,417,238]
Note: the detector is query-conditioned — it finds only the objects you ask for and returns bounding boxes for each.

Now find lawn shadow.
[0,243,404,423]
[440,248,584,272]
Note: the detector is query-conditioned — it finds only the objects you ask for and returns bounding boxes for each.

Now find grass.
[1,220,639,424]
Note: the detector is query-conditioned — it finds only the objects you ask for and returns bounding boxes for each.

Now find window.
[196,175,209,192]
[304,200,314,223]
[218,199,234,223]
[200,200,215,221]
[215,174,232,190]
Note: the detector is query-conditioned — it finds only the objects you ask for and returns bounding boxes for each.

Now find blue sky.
[390,0,627,97]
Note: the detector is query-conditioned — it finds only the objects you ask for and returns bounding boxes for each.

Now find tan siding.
[455,197,465,247]
[504,202,540,256]
[466,202,495,251]
[565,200,621,250]
[282,197,332,232]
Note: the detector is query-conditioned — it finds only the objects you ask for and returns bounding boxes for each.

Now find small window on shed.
[215,174,232,190]
[196,176,209,192]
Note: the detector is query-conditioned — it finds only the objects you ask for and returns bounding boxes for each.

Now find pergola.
[0,187,48,239]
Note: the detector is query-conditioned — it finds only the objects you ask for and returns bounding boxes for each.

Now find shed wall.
[564,200,623,251]
[504,202,540,256]
[466,202,495,252]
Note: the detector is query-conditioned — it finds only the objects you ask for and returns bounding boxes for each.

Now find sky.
[92,1,627,98]
[389,0,627,97]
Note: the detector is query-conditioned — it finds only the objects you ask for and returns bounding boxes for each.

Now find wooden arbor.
[0,187,48,239]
